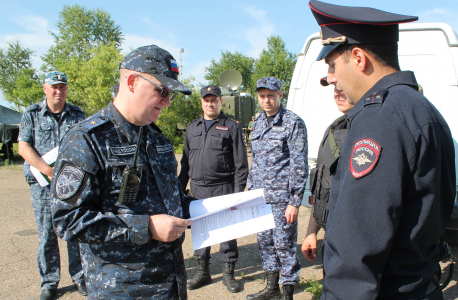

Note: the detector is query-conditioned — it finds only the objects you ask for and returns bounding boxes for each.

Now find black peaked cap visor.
[317,44,339,61]
[153,74,192,95]
[309,0,418,25]
[309,0,418,60]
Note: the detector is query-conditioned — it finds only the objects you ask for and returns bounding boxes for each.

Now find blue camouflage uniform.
[51,102,193,299]
[247,104,308,285]
[18,99,85,290]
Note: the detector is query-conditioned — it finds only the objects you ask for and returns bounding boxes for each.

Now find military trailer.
[221,92,256,129]
[287,22,458,243]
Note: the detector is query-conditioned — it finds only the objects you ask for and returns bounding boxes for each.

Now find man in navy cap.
[18,71,86,300]
[51,45,195,299]
[247,77,308,300]
[308,1,456,299]
[179,84,248,293]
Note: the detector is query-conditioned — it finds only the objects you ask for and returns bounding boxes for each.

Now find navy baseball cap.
[309,0,418,60]
[45,71,67,85]
[120,45,191,95]
[255,77,282,91]
[201,85,221,98]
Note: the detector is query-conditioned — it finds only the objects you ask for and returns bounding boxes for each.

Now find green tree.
[42,4,123,68]
[0,40,42,109]
[253,35,297,104]
[62,44,123,116]
[157,78,202,152]
[41,5,124,115]
[204,51,256,93]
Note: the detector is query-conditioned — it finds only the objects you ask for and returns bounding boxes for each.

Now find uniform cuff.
[288,195,302,207]
[18,136,32,143]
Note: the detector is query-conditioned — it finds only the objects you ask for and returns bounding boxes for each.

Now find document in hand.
[189,188,275,250]
[30,146,59,187]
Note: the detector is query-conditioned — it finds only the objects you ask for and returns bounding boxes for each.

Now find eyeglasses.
[136,74,178,101]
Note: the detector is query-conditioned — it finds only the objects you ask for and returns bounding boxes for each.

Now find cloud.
[122,34,182,59]
[0,14,54,69]
[122,17,182,61]
[186,61,210,85]
[239,6,275,57]
[417,7,458,30]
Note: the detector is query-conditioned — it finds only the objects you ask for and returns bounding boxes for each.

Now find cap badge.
[91,121,97,125]
[322,36,347,45]
[57,75,62,80]
[207,87,212,91]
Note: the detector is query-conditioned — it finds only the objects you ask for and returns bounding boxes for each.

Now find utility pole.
[180,48,184,80]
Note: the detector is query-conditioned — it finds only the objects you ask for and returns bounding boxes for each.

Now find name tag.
[215,126,229,131]
[272,126,285,132]
[157,144,174,153]
[111,145,136,156]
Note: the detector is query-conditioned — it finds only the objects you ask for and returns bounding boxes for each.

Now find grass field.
[0,142,24,166]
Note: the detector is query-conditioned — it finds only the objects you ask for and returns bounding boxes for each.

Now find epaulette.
[149,122,163,133]
[79,117,108,131]
[26,103,40,111]
[364,89,388,106]
[188,117,200,125]
[67,103,84,113]
[226,117,238,124]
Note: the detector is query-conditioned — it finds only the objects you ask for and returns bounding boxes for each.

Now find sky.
[1,0,457,108]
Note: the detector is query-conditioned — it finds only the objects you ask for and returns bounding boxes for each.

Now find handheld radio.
[118,126,143,205]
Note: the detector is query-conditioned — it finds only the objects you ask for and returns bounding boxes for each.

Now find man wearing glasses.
[51,45,195,299]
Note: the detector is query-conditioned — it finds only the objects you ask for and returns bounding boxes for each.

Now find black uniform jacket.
[179,112,248,193]
[323,71,456,300]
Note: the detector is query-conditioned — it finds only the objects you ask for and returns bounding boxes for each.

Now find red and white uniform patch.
[350,138,381,179]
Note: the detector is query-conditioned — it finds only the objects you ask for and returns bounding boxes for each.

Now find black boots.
[187,257,212,290]
[281,285,294,300]
[222,262,240,293]
[246,271,281,300]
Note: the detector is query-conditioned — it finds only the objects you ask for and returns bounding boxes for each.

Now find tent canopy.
[0,105,22,128]
[0,105,22,144]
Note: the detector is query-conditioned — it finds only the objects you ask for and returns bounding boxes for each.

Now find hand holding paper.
[188,189,275,250]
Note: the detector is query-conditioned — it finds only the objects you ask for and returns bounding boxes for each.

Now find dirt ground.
[0,155,457,300]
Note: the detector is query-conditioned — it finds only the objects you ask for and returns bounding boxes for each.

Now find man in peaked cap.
[51,45,195,299]
[179,84,248,293]
[18,71,86,300]
[247,77,308,300]
[308,1,456,299]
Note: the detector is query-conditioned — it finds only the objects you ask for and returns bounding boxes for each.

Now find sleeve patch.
[55,164,85,200]
[350,138,381,179]
[295,137,305,151]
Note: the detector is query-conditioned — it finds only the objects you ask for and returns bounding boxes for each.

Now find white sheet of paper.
[189,188,266,221]
[30,146,59,187]
[189,189,276,250]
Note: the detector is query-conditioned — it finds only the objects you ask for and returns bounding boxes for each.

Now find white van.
[287,23,458,242]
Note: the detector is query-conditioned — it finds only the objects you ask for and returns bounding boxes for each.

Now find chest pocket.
[156,142,177,172]
[36,123,55,146]
[208,131,231,150]
[188,131,202,151]
[250,133,261,154]
[268,132,287,151]
[106,160,130,193]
